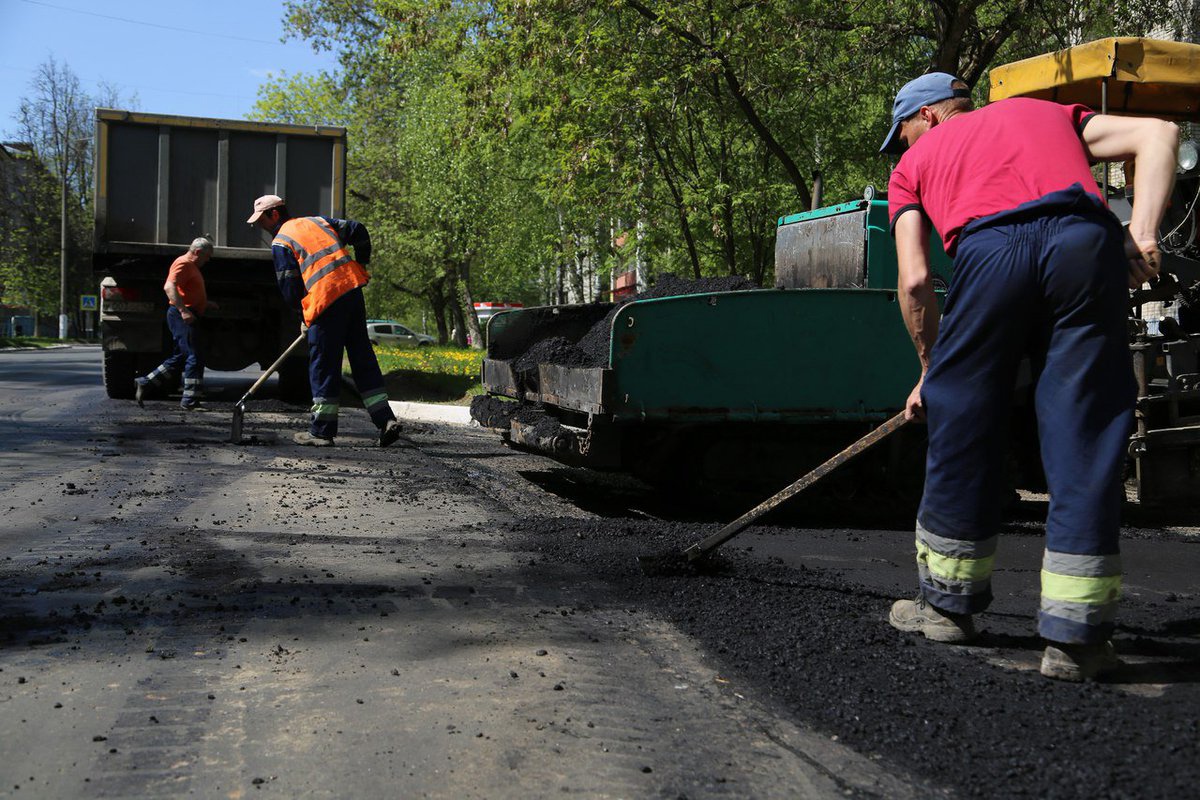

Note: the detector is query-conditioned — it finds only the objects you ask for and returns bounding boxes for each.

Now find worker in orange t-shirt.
[134,237,220,410]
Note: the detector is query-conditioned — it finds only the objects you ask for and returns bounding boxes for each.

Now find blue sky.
[0,0,340,134]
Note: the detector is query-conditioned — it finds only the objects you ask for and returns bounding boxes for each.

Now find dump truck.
[93,109,348,403]
[473,37,1200,507]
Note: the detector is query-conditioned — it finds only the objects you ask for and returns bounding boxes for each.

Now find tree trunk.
[572,231,588,303]
[554,206,568,305]
[750,227,768,287]
[458,258,484,350]
[446,261,467,348]
[714,76,737,276]
[428,286,449,344]
[644,115,701,279]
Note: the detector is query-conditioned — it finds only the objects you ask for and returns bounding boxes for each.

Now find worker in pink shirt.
[881,72,1178,681]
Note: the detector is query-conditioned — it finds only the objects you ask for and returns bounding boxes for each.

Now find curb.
[388,401,474,426]
[0,344,76,352]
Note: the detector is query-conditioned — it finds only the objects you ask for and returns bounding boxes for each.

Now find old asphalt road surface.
[2,345,1198,799]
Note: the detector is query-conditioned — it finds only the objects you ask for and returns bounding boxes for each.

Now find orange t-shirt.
[164,252,207,314]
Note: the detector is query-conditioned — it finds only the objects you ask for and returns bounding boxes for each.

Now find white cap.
[247,194,285,223]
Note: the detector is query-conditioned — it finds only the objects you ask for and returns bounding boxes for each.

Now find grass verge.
[372,345,484,404]
[0,337,89,349]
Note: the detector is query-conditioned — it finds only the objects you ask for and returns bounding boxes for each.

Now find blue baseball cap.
[879,72,969,155]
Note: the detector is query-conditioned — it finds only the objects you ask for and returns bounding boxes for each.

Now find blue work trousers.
[307,287,396,439]
[141,306,205,406]
[916,186,1136,643]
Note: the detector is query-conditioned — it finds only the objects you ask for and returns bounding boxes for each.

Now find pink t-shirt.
[887,98,1100,256]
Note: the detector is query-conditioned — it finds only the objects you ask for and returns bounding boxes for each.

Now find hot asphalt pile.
[469,395,568,443]
[471,273,758,423]
[501,514,1200,800]
[569,274,758,368]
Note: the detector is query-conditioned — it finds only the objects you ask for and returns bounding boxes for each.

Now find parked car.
[366,320,435,348]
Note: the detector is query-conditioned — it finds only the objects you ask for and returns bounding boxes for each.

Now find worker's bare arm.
[894,210,938,421]
[164,281,195,324]
[1082,114,1179,286]
[1082,114,1178,165]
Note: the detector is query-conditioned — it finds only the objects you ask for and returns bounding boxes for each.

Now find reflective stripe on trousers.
[915,520,996,614]
[141,307,204,404]
[182,376,203,403]
[361,391,390,416]
[915,523,1124,643]
[1039,551,1121,643]
[143,363,175,387]
[311,396,339,423]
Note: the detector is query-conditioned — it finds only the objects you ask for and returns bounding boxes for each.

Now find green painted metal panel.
[485,308,522,350]
[863,199,955,290]
[777,200,866,227]
[606,289,919,422]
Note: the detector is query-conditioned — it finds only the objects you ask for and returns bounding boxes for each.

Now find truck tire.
[103,351,137,399]
[277,360,312,406]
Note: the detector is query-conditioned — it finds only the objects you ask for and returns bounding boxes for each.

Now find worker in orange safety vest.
[248,194,403,448]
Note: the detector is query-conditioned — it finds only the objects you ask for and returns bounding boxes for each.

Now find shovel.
[229,332,309,444]
[638,411,909,575]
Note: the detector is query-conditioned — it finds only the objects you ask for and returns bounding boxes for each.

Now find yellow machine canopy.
[988,37,1200,120]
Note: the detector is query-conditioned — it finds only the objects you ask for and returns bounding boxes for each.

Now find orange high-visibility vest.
[273,217,370,324]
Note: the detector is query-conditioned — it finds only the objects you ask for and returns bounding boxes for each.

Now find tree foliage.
[253,0,1171,337]
[1,58,136,325]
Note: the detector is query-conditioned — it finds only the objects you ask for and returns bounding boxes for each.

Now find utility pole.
[59,144,68,340]
[59,135,90,340]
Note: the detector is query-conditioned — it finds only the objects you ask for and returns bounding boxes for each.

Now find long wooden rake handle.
[235,332,308,408]
[683,411,910,562]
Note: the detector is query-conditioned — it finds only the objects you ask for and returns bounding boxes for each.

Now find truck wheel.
[103,351,137,399]
[277,360,312,406]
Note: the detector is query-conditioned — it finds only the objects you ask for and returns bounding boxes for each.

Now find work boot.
[294,431,334,447]
[134,379,147,408]
[889,596,977,644]
[180,402,207,413]
[1040,641,1123,682]
[379,419,403,448]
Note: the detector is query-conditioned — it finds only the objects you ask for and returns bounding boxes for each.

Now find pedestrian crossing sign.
[80,294,98,311]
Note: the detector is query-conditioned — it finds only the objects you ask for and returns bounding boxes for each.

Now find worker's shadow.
[1107,618,1200,684]
[980,625,1200,685]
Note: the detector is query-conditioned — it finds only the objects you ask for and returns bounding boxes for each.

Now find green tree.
[263,0,566,345]
[1,58,133,330]
[0,144,60,320]
[263,0,1167,319]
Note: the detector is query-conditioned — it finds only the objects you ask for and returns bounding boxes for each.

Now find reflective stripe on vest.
[273,217,369,324]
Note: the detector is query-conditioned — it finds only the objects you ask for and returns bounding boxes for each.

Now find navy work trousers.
[140,306,205,407]
[917,186,1136,642]
[307,287,396,439]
